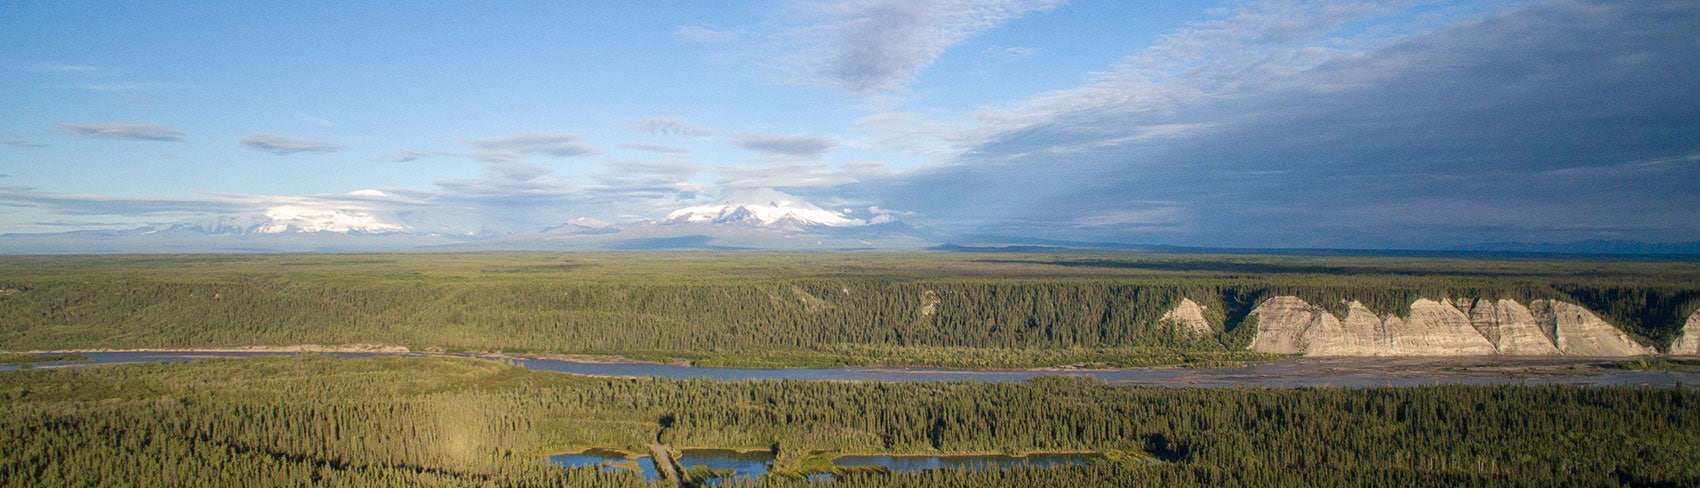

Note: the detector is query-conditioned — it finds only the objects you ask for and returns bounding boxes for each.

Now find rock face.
[1453,298,1561,355]
[1160,298,1213,335]
[1384,299,1502,356]
[1244,296,1318,355]
[1247,296,1653,357]
[1529,300,1655,356]
[1663,310,1700,356]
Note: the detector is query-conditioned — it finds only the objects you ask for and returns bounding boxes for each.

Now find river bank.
[5,349,1697,388]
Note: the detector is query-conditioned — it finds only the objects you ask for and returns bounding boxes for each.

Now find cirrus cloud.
[62,122,183,141]
[674,24,745,43]
[240,133,344,155]
[1,139,48,148]
[783,0,1064,94]
[735,134,838,159]
[635,117,715,137]
[464,133,599,158]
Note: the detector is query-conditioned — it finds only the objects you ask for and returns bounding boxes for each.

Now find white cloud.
[977,1,1434,132]
[634,116,839,160]
[782,0,1064,94]
[853,111,976,157]
[464,133,599,158]
[620,143,692,154]
[860,0,1700,247]
[592,161,704,194]
[259,201,404,234]
[718,163,867,189]
[62,122,183,141]
[372,151,436,163]
[240,133,344,155]
[674,24,744,43]
[635,117,715,137]
[1,139,48,148]
[1075,206,1183,228]
[735,134,838,159]
[487,161,552,181]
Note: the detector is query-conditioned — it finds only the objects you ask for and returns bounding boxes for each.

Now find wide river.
[7,351,1699,388]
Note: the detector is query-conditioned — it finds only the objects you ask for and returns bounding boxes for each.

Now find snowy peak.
[659,188,865,228]
[543,217,616,235]
[154,203,406,236]
[255,204,405,234]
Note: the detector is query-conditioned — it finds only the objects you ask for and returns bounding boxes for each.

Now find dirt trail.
[648,444,683,488]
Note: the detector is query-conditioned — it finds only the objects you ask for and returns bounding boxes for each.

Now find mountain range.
[2,189,1697,255]
[0,189,934,253]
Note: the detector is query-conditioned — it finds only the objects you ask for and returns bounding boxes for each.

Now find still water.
[676,449,774,486]
[548,449,659,482]
[6,351,1698,388]
[832,452,1100,472]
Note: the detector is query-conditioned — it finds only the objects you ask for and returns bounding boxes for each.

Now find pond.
[548,448,659,482]
[676,448,774,486]
[542,448,1100,484]
[831,452,1102,473]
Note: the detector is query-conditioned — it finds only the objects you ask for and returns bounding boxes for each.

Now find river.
[5,351,1698,388]
[3,351,1700,391]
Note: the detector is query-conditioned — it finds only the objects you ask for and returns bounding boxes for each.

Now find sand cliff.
[1246,296,1652,357]
[1160,298,1214,335]
[1671,310,1700,356]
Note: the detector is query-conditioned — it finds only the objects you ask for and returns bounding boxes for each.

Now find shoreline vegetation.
[8,349,1697,392]
[0,352,87,366]
[3,354,1696,486]
[3,345,1285,370]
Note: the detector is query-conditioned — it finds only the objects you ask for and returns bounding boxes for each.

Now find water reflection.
[832,453,1100,472]
[548,449,659,482]
[676,449,774,486]
[6,351,1699,389]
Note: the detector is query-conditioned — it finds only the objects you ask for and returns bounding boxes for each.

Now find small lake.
[832,452,1101,472]
[6,351,1700,388]
[548,449,659,482]
[676,448,774,486]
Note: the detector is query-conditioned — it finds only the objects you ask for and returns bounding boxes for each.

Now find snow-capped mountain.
[252,204,405,234]
[0,189,935,253]
[659,188,865,230]
[542,217,616,235]
[489,189,934,250]
[158,205,405,235]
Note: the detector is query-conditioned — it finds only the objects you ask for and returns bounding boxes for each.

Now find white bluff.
[1246,296,1653,357]
[1671,310,1700,355]
[1160,298,1213,335]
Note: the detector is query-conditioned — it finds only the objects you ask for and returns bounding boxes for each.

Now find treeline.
[1,253,1697,361]
[3,356,1698,486]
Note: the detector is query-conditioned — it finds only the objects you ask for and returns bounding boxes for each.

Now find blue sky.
[2,0,1696,248]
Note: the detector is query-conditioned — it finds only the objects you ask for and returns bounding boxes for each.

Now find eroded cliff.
[1160,298,1214,335]
[1247,296,1653,357]
[1671,310,1700,356]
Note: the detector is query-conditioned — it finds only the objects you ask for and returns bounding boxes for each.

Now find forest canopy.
[3,253,1698,366]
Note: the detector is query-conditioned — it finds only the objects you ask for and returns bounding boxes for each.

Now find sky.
[1,0,1696,249]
